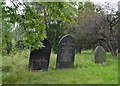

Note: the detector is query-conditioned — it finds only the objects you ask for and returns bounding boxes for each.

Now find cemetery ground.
[2,50,118,84]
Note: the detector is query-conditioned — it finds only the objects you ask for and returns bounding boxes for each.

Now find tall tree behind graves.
[67,2,99,52]
[69,2,118,57]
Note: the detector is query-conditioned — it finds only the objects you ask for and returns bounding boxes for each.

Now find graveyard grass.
[2,50,118,84]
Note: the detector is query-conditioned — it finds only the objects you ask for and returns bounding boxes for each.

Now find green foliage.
[0,3,2,57]
[2,1,46,54]
[47,23,65,53]
[2,50,118,84]
[2,2,77,54]
[43,2,76,53]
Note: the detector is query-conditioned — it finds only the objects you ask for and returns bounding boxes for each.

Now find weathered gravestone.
[6,42,12,55]
[94,46,106,64]
[16,40,24,50]
[56,34,75,69]
[29,39,51,71]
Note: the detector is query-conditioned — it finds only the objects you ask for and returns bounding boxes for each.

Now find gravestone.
[6,42,12,55]
[94,46,106,64]
[118,48,120,53]
[16,40,24,50]
[56,34,75,69]
[29,39,51,71]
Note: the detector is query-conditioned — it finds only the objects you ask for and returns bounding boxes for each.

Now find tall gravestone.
[94,46,106,64]
[29,39,51,71]
[56,34,75,69]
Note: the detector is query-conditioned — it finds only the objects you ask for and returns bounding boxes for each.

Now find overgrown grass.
[2,50,118,84]
[0,54,2,85]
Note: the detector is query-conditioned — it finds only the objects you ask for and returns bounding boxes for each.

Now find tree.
[42,2,77,53]
[69,2,118,57]
[68,2,98,53]
[2,1,78,54]
[115,2,120,53]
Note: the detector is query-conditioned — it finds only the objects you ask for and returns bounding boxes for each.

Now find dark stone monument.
[29,39,51,71]
[94,46,106,64]
[6,42,12,55]
[16,40,24,50]
[118,48,120,53]
[56,34,75,69]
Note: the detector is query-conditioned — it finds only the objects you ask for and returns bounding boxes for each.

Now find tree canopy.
[2,1,77,54]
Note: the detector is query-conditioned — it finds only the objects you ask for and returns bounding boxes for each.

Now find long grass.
[2,50,118,84]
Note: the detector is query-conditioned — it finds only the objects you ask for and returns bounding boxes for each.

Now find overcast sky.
[90,0,119,3]
[5,0,120,14]
[90,0,120,13]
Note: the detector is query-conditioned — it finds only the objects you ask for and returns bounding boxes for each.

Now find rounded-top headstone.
[56,34,75,69]
[94,46,106,64]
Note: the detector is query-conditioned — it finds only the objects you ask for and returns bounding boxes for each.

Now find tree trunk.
[107,41,117,58]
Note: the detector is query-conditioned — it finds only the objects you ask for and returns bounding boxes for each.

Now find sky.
[5,0,120,14]
[90,0,120,3]
[91,0,120,14]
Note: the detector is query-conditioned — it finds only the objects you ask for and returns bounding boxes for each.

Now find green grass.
[0,54,2,85]
[2,50,118,84]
